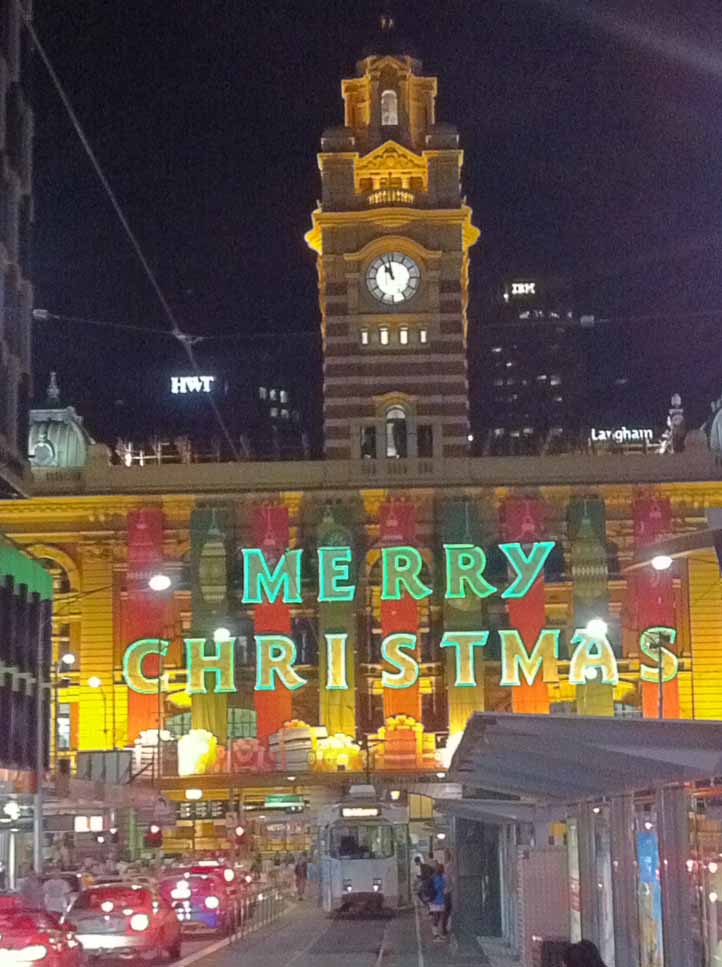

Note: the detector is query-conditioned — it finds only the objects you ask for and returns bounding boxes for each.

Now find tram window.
[330,824,394,859]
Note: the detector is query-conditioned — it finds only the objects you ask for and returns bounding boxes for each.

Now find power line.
[17,1,240,459]
[32,309,321,344]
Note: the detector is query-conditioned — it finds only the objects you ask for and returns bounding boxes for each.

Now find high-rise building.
[475,275,590,455]
[0,0,33,494]
[306,39,479,460]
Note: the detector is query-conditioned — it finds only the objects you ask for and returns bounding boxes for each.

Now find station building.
[5,32,722,964]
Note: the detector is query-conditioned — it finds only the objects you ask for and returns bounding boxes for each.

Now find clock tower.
[306,38,479,461]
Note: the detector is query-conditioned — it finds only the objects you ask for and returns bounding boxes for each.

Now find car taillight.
[11,945,48,963]
[129,913,150,932]
[204,896,220,910]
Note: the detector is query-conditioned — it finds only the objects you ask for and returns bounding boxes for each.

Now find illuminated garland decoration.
[125,507,166,741]
[568,497,614,716]
[502,496,550,714]
[251,504,293,740]
[631,495,679,718]
[317,503,357,737]
[380,500,421,720]
[190,506,231,742]
[442,498,487,733]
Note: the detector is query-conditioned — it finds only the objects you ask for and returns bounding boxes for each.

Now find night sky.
[30,0,722,445]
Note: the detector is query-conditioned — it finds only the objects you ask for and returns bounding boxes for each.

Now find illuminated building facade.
[7,41,722,884]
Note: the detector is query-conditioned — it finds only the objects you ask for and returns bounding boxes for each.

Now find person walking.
[413,855,434,908]
[429,862,449,942]
[42,870,71,916]
[17,868,44,909]
[294,852,308,900]
[563,940,608,967]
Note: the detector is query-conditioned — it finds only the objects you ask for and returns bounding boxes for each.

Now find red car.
[66,883,181,961]
[0,897,82,967]
[158,869,236,936]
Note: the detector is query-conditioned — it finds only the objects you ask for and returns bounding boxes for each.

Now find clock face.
[366,252,420,304]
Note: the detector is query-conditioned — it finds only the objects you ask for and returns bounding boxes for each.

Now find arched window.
[381,89,398,126]
[386,405,407,458]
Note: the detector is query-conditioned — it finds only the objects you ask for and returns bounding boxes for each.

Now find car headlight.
[129,913,150,932]
[15,945,48,962]
[205,896,220,910]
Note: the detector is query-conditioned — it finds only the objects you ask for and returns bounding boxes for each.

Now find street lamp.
[148,572,172,592]
[585,617,608,638]
[651,554,673,572]
[213,626,231,643]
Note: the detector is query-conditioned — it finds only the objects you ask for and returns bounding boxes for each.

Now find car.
[0,900,83,967]
[65,883,181,961]
[158,869,237,936]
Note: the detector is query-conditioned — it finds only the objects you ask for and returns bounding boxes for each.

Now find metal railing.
[228,882,291,941]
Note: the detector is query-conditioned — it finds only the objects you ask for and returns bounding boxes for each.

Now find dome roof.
[28,373,94,469]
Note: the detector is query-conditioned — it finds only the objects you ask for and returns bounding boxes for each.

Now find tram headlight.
[343,878,352,893]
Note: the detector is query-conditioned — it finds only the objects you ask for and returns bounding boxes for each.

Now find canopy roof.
[449,713,722,803]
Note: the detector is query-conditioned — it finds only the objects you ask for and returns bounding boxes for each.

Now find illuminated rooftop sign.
[171,375,216,395]
[590,427,654,445]
[510,282,536,296]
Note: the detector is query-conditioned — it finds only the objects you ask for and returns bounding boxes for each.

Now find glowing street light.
[148,572,172,592]
[213,626,231,643]
[585,618,608,638]
[651,554,673,572]
[88,676,102,689]
[59,653,75,667]
[185,788,203,801]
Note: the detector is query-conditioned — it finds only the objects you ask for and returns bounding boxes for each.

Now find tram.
[317,785,411,913]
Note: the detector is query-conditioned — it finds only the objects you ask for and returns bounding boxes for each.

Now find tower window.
[400,326,409,345]
[361,328,369,346]
[381,89,398,126]
[379,326,390,346]
[270,407,278,418]
[419,328,428,344]
[360,425,377,459]
[418,424,433,458]
[270,388,278,400]
[386,405,408,458]
[259,386,267,399]
[280,389,288,403]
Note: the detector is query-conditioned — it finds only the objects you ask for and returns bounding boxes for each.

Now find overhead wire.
[16,1,240,459]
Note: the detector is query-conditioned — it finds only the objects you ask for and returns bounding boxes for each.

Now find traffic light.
[232,824,246,848]
[144,823,163,849]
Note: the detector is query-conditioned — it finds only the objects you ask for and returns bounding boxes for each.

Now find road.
[172,897,506,967]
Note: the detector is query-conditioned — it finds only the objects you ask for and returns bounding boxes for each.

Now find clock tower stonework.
[306,46,479,461]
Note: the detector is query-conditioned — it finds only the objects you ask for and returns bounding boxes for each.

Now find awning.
[449,713,722,802]
[437,798,565,825]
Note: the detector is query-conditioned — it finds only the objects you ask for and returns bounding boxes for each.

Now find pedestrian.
[441,854,454,937]
[294,851,308,900]
[429,862,449,941]
[563,940,608,967]
[42,870,71,916]
[413,855,434,907]
[17,868,44,909]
